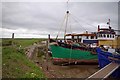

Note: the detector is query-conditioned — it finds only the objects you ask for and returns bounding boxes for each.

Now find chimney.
[86,30,88,34]
[109,26,111,29]
[98,25,100,32]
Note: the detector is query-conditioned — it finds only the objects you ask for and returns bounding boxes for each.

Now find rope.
[69,14,72,34]
[56,13,67,40]
[56,0,70,40]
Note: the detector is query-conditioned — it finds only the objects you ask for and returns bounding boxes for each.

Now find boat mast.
[64,10,69,40]
[107,19,111,29]
[64,0,70,40]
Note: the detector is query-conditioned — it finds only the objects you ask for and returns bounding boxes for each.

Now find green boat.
[49,43,98,64]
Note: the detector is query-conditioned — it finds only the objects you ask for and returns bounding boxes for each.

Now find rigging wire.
[56,13,67,40]
[66,0,69,10]
[71,13,97,29]
[69,13,73,34]
[70,13,87,31]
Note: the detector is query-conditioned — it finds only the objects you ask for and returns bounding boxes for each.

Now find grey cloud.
[2,2,119,38]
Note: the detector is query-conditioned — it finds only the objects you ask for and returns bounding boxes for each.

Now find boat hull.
[96,48,120,78]
[50,45,98,64]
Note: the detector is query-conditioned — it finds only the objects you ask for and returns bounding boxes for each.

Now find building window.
[91,36,94,39]
[104,34,106,37]
[75,36,77,39]
[96,36,97,39]
[100,34,102,37]
[112,35,114,38]
[107,34,109,38]
[86,36,89,39]
[98,34,99,37]
[110,34,111,38]
[98,34,100,37]
[101,34,103,37]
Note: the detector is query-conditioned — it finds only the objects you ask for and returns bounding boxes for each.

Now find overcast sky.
[1,0,119,38]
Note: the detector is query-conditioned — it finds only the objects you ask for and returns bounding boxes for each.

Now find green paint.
[50,45,98,60]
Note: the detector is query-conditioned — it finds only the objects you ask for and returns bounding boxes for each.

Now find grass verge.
[2,38,46,78]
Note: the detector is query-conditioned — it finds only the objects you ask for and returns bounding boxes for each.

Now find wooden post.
[12,33,14,46]
[48,34,50,42]
[12,33,14,39]
[46,40,48,70]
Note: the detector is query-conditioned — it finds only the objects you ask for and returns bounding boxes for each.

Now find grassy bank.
[2,38,46,78]
[2,38,46,48]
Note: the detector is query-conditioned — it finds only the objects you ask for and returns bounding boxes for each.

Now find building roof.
[98,27,116,34]
[65,33,96,36]
[97,31,116,34]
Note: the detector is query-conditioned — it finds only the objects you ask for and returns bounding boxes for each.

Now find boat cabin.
[97,25,117,48]
[97,25,116,40]
[65,31,98,47]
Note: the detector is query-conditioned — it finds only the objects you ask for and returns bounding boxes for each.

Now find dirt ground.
[26,44,99,78]
[37,60,99,78]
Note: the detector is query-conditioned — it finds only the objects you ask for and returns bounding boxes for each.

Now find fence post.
[12,33,14,46]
